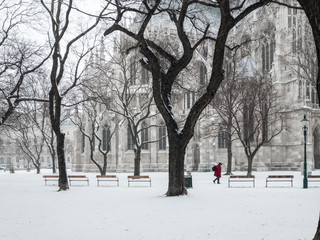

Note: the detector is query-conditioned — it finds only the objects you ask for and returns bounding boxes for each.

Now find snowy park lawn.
[0,170,319,240]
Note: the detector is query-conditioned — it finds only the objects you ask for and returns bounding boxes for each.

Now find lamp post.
[301,114,308,189]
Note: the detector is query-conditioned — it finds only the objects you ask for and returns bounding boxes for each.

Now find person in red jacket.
[213,163,222,184]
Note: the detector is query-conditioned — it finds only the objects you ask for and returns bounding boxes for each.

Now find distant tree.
[230,71,284,176]
[104,0,273,196]
[8,101,47,174]
[72,100,117,176]
[211,50,241,175]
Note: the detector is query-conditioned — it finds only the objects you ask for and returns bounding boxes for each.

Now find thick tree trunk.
[101,155,107,176]
[314,214,320,240]
[36,166,40,174]
[166,135,188,196]
[134,147,141,176]
[247,156,253,177]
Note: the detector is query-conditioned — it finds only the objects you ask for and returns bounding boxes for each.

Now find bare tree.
[40,0,108,190]
[211,50,242,175]
[72,100,117,176]
[8,101,47,174]
[104,0,273,196]
[230,70,285,176]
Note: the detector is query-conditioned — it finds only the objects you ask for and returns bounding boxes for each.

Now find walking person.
[213,163,222,184]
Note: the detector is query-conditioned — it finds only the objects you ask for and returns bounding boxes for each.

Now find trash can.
[184,174,193,188]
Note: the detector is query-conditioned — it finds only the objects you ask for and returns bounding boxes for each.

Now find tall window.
[127,126,133,150]
[141,67,149,84]
[306,81,311,100]
[261,23,275,72]
[141,122,148,150]
[184,92,195,110]
[292,29,297,54]
[218,123,228,148]
[102,127,111,152]
[159,123,166,150]
[199,63,207,84]
[298,80,302,99]
[130,58,137,85]
[288,7,297,29]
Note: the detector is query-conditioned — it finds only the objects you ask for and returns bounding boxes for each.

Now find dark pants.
[213,177,220,183]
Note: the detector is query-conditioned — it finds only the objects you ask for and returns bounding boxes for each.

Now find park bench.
[43,175,59,186]
[228,175,255,187]
[308,175,320,186]
[266,175,294,187]
[128,175,151,187]
[96,175,119,186]
[68,175,89,186]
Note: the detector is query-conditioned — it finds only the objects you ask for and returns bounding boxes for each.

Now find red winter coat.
[214,164,222,178]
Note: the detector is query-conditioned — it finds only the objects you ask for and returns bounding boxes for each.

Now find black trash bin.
[184,174,193,188]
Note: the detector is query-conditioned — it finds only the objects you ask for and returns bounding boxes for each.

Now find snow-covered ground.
[0,170,319,240]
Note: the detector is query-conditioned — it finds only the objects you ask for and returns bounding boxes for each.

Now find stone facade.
[73,4,320,173]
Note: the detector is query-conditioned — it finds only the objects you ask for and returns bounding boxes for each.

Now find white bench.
[97,175,119,186]
[128,176,151,187]
[68,175,89,186]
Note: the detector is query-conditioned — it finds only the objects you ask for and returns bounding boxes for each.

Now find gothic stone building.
[72,4,320,173]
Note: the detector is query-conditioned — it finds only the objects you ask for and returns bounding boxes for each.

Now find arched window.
[159,123,166,150]
[127,126,133,150]
[141,122,148,150]
[218,123,228,148]
[298,80,302,99]
[261,24,275,72]
[199,63,207,84]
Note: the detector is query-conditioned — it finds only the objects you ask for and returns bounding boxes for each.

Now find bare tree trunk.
[56,131,68,190]
[225,118,233,175]
[134,147,141,176]
[101,155,107,176]
[247,156,253,177]
[166,134,188,196]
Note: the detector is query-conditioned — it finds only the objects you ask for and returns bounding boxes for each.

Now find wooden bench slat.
[97,175,117,178]
[267,175,294,178]
[308,175,320,178]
